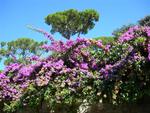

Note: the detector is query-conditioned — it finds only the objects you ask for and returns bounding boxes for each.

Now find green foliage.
[3,101,21,113]
[94,36,114,44]
[45,9,99,39]
[0,38,47,65]
[138,15,150,26]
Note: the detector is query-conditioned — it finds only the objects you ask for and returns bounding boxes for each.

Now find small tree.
[0,38,47,65]
[138,15,150,27]
[45,9,99,39]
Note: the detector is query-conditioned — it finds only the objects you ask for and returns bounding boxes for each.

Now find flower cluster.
[118,26,150,43]
[0,26,150,113]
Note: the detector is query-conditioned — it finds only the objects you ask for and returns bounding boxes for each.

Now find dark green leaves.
[45,9,99,39]
[0,38,47,65]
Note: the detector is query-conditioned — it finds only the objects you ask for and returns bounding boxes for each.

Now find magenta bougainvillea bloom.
[80,63,89,70]
[1,26,150,113]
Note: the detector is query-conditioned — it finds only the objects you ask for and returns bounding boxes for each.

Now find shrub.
[0,26,150,113]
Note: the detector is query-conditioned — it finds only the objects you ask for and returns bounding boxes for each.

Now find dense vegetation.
[0,10,150,113]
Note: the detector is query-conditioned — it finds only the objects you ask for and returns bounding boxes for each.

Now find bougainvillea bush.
[0,26,150,113]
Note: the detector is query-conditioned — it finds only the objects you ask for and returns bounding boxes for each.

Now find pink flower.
[0,73,6,79]
[105,44,111,52]
[80,63,89,70]
[148,43,150,60]
[97,40,103,48]
[19,66,33,77]
[53,60,64,70]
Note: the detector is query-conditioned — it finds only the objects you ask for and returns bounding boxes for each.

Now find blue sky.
[0,0,150,42]
[0,0,150,69]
